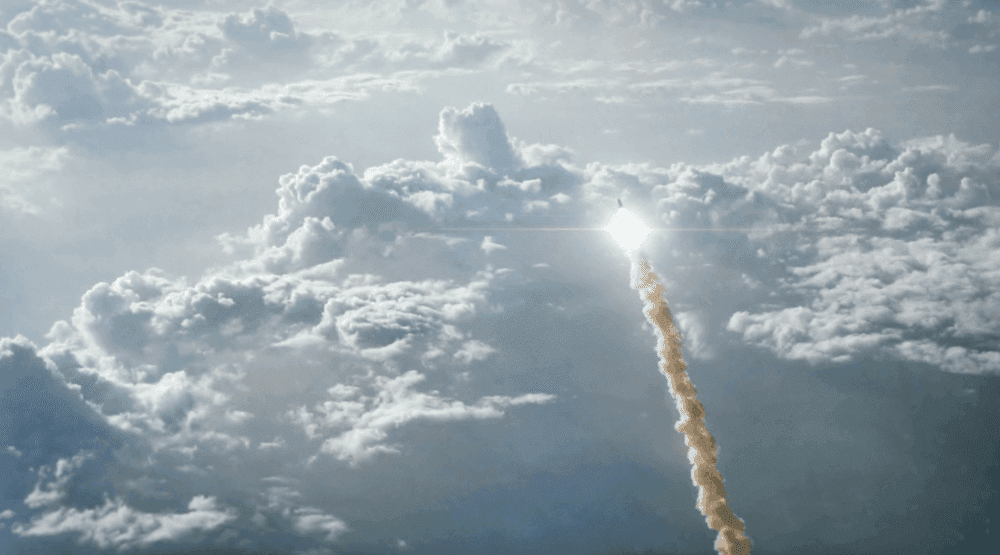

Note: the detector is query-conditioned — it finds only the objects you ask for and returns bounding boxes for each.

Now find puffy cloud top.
[10,106,574,548]
[434,102,522,174]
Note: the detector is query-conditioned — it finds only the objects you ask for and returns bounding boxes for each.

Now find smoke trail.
[631,257,752,555]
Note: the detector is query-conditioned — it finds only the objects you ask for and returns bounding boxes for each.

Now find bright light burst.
[604,207,652,254]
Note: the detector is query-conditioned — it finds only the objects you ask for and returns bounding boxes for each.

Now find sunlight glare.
[604,207,651,254]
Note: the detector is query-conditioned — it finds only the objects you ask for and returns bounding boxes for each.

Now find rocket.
[618,198,623,208]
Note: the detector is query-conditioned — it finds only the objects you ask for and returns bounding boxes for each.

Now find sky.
[0,0,998,554]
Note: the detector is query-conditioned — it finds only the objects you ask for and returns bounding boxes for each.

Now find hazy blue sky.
[1,1,998,554]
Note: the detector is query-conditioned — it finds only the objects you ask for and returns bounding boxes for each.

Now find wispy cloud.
[289,370,553,465]
[0,146,71,215]
[968,44,998,53]
[12,495,236,550]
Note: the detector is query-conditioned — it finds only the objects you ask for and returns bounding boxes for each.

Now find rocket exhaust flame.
[632,258,753,555]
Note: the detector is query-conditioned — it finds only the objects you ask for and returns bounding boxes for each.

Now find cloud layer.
[4,101,579,552]
[0,1,524,131]
[3,92,999,554]
[1,1,998,553]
